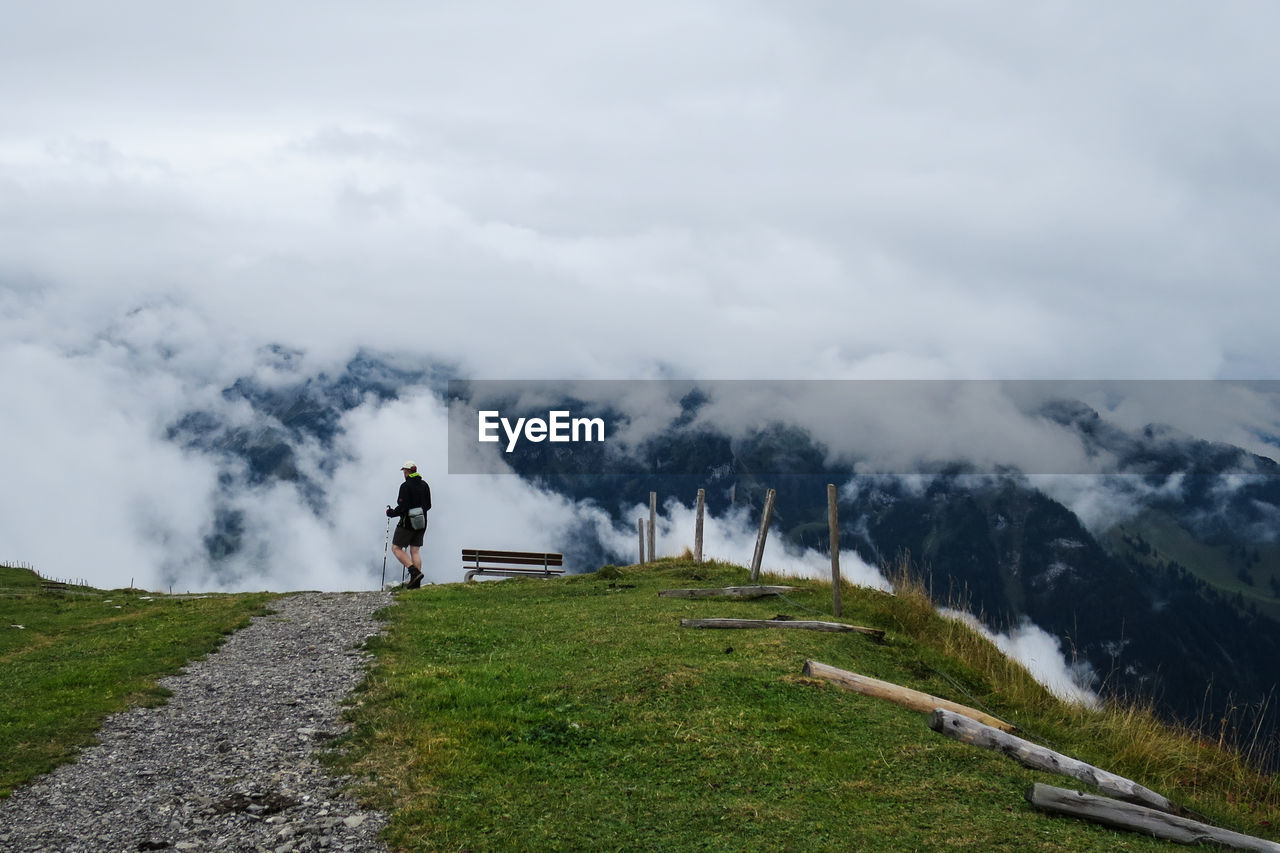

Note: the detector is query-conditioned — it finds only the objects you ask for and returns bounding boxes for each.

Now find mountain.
[165,348,449,560]
[164,357,1280,765]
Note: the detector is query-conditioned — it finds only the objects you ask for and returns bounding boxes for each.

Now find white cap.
[401,460,417,470]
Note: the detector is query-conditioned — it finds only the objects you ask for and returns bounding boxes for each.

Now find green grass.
[6,558,1276,851]
[0,565,274,797]
[333,559,1280,852]
[1106,512,1280,620]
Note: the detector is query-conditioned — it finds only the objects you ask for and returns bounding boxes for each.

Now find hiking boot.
[407,570,424,590]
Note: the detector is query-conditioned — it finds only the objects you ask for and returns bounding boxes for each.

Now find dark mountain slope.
[166,360,1280,763]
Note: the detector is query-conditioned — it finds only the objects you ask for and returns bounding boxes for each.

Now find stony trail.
[0,591,395,853]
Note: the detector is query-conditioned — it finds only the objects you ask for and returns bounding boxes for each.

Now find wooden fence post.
[828,483,842,617]
[749,488,777,583]
[649,491,657,563]
[694,488,705,563]
[637,518,646,563]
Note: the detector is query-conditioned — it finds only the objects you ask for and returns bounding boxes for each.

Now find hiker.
[386,461,431,589]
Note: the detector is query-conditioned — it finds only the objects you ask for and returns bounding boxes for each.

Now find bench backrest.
[462,549,564,568]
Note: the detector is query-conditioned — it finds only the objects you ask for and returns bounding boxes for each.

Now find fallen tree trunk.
[929,709,1185,815]
[802,660,1014,732]
[659,586,796,599]
[1026,784,1280,852]
[683,619,884,639]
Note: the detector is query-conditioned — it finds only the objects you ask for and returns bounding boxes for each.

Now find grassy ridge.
[4,559,1276,850]
[334,559,1280,851]
[0,565,274,797]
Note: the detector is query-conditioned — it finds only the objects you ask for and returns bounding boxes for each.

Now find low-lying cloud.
[6,2,1280,591]
[943,609,1100,707]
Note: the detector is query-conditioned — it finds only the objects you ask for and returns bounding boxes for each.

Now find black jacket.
[388,474,431,524]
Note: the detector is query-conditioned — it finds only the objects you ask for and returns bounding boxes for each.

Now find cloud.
[5,3,1280,381]
[1029,473,1188,533]
[942,609,1099,707]
[5,3,1280,589]
[0,341,218,587]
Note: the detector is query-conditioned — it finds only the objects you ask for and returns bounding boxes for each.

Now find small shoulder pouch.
[407,506,427,530]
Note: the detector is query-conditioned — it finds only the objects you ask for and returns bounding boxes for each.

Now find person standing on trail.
[386,461,431,589]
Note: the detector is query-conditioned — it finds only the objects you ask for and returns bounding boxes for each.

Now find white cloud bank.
[5,3,1280,589]
[6,3,1280,382]
[943,608,1100,707]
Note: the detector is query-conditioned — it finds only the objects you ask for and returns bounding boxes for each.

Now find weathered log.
[1026,784,1280,852]
[683,619,884,638]
[659,585,796,599]
[802,660,1014,732]
[929,709,1184,815]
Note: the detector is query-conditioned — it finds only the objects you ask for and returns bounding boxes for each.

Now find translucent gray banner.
[446,380,1280,476]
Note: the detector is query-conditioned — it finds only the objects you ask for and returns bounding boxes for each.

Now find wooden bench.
[40,580,69,593]
[462,549,565,582]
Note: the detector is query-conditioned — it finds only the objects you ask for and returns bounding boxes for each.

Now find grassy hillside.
[0,565,274,797]
[334,559,1280,852]
[5,559,1277,850]
[1106,512,1280,621]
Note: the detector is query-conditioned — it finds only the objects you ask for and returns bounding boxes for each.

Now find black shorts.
[393,517,427,548]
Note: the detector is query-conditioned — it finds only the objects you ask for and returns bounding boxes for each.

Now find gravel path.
[0,592,396,853]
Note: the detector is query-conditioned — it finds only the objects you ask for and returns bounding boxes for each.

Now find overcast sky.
[3,2,1280,602]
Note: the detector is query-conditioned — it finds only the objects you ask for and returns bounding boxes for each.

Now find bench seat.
[462,549,565,582]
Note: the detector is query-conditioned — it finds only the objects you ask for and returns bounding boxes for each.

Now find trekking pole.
[380,516,391,590]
